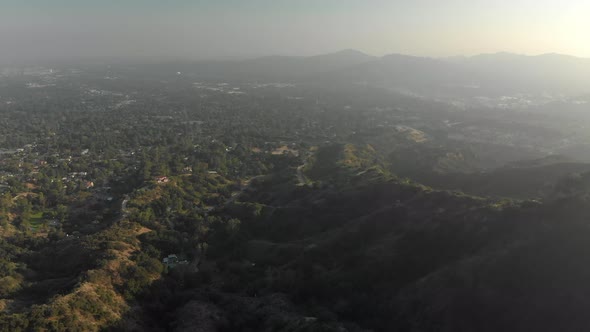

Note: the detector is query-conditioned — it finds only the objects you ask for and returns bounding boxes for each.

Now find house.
[155,176,170,184]
[163,254,178,265]
[163,254,189,269]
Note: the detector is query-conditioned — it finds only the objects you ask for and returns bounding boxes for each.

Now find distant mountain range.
[166,50,590,97]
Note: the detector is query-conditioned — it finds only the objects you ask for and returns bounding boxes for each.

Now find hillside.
[400,161,590,199]
[239,145,590,331]
[3,138,590,330]
[209,144,590,331]
[101,144,590,331]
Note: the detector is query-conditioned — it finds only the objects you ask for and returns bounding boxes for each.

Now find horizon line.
[1,49,589,66]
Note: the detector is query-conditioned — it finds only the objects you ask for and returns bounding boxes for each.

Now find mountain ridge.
[179,49,590,96]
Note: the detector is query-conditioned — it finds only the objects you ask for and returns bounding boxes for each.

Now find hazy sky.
[1,0,589,62]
